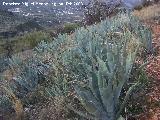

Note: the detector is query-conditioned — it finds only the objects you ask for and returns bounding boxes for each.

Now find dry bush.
[82,0,120,25]
[1,87,24,120]
[24,96,72,120]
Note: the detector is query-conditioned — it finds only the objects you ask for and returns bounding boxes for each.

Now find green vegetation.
[0,11,153,120]
[15,20,43,32]
[14,31,51,49]
[0,31,52,55]
[63,23,81,34]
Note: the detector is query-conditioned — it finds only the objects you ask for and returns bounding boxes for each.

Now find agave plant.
[0,11,152,120]
[56,13,152,120]
[29,12,152,120]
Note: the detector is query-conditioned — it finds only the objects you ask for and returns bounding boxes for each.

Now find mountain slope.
[0,9,27,33]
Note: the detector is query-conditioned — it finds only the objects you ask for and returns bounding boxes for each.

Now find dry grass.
[130,4,160,119]
[2,87,23,120]
[133,4,160,20]
[24,96,71,120]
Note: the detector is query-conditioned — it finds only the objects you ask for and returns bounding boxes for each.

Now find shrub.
[0,31,52,55]
[63,23,81,34]
[15,20,43,33]
[14,31,52,49]
[0,78,23,120]
[82,0,121,25]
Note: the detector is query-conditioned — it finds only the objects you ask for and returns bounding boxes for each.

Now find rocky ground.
[129,4,160,120]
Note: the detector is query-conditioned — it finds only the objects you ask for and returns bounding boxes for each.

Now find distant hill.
[15,20,43,32]
[0,9,27,33]
[0,9,45,39]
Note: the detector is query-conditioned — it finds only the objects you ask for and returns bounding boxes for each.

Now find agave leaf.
[114,53,134,101]
[67,105,95,120]
[74,84,104,116]
[117,116,125,120]
[125,52,133,76]
[96,57,115,114]
[89,71,102,103]
[97,57,111,81]
[116,82,140,119]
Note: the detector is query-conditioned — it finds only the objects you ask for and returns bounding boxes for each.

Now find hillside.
[0,9,27,33]
[0,1,160,120]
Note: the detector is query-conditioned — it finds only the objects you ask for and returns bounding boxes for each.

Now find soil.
[128,10,160,120]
